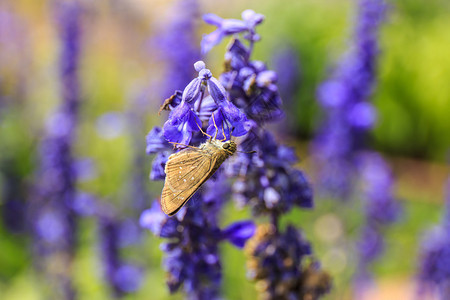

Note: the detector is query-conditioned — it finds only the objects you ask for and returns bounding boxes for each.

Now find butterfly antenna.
[196,122,213,139]
[237,149,257,154]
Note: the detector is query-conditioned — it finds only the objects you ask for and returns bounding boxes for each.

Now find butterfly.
[161,138,237,216]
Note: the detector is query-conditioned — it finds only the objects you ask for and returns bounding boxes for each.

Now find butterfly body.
[161,139,237,216]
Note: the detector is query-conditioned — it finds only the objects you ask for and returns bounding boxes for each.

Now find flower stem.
[270,211,279,233]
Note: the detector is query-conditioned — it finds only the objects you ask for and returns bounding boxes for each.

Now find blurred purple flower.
[417,178,450,299]
[99,216,143,297]
[312,0,399,291]
[96,112,126,139]
[246,224,331,299]
[359,153,401,224]
[149,151,171,181]
[30,2,83,299]
[140,201,166,236]
[201,9,264,54]
[70,192,98,216]
[313,0,388,200]
[0,161,28,233]
[271,46,301,105]
[155,0,200,99]
[113,264,144,293]
[222,220,256,248]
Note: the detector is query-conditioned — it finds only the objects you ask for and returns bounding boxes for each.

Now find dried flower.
[245,224,331,300]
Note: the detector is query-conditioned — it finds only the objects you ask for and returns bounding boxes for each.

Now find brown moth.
[161,139,237,216]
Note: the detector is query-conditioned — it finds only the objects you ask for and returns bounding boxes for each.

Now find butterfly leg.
[196,122,213,139]
[219,122,227,142]
[169,142,198,150]
[211,112,219,140]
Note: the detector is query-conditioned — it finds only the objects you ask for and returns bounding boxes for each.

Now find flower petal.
[222,220,256,248]
[207,77,228,103]
[201,29,224,54]
[146,126,169,154]
[182,77,202,103]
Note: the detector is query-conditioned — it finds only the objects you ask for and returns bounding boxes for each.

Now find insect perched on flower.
[152,60,251,216]
[161,119,237,216]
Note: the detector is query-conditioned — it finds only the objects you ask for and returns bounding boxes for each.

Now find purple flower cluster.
[30,2,83,299]
[99,214,143,296]
[201,9,264,54]
[229,128,313,216]
[162,60,251,145]
[72,193,145,296]
[245,224,331,299]
[143,9,256,298]
[313,0,401,290]
[313,0,387,200]
[140,180,255,299]
[143,8,329,299]
[143,65,256,296]
[355,152,400,284]
[30,3,143,298]
[417,178,450,299]
[201,9,330,299]
[204,12,312,218]
[270,46,301,107]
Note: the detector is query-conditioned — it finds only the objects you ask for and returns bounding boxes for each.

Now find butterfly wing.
[161,148,214,216]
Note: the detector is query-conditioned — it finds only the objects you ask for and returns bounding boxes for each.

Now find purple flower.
[149,151,170,181]
[354,152,400,286]
[359,152,401,224]
[312,0,400,289]
[229,129,313,215]
[199,9,330,299]
[99,216,143,297]
[222,220,256,248]
[162,61,249,145]
[141,189,254,299]
[206,101,250,140]
[271,46,301,105]
[201,9,264,54]
[220,39,284,123]
[163,101,201,145]
[155,0,200,99]
[313,0,388,200]
[144,9,329,299]
[140,201,167,235]
[312,0,399,289]
[30,2,83,299]
[417,178,450,299]
[113,264,144,293]
[245,224,331,299]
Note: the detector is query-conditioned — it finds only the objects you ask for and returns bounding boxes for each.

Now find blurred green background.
[0,0,449,299]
